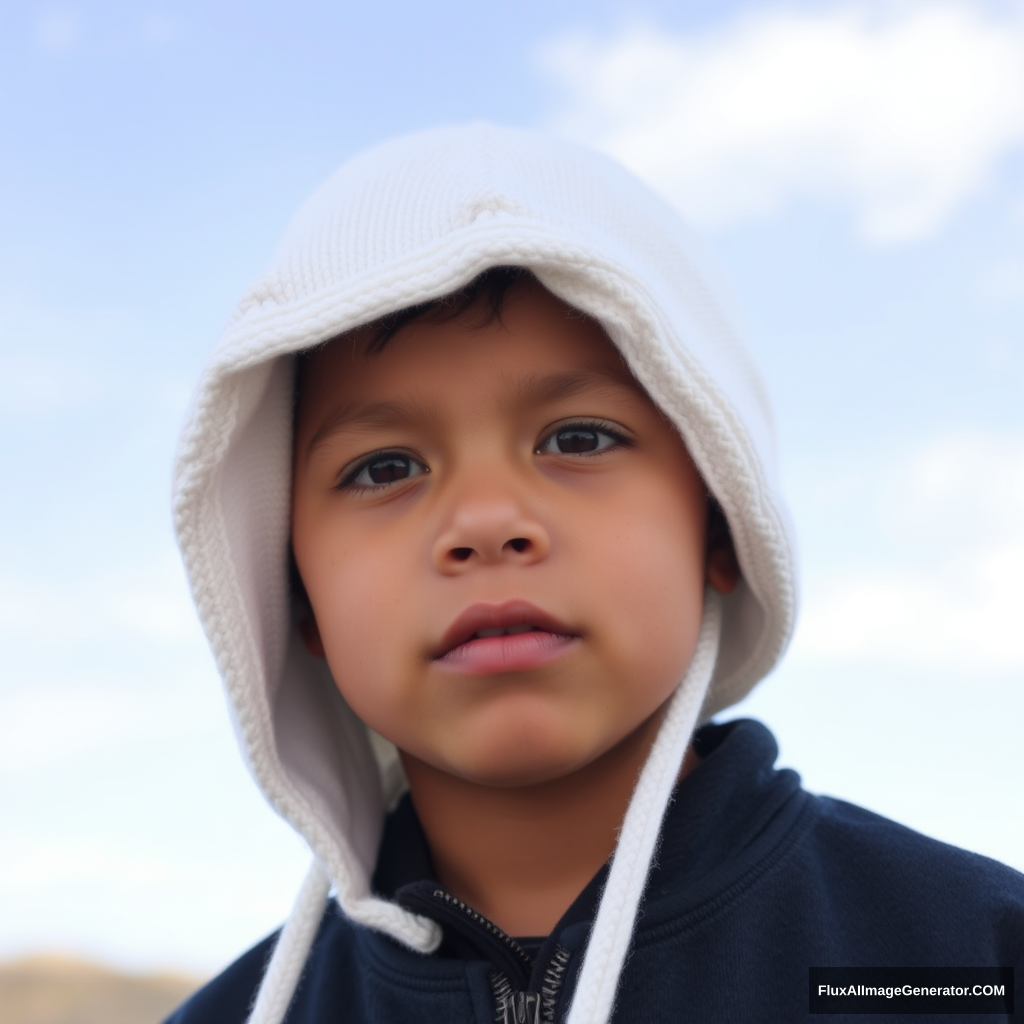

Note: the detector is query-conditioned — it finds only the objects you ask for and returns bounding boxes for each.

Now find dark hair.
[293,264,533,424]
[707,495,734,563]
[365,265,533,353]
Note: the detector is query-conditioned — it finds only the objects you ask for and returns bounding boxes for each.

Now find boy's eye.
[537,422,626,456]
[342,451,428,489]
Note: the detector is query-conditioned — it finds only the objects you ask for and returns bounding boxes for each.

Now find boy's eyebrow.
[507,363,640,406]
[304,399,430,460]
[303,362,640,460]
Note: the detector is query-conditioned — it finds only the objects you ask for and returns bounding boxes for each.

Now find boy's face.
[292,280,729,788]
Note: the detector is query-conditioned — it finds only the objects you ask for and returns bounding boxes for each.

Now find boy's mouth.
[433,601,579,674]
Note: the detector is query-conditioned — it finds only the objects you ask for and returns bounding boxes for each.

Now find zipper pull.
[500,990,541,1024]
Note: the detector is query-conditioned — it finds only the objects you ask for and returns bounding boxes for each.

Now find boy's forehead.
[295,283,646,433]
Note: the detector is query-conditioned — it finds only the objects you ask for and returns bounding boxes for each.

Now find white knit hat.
[173,123,798,1023]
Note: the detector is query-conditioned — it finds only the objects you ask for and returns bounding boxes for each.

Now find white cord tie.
[245,858,331,1024]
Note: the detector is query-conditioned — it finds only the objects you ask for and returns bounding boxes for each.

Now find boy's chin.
[390,689,677,790]
[451,753,595,790]
[403,726,635,790]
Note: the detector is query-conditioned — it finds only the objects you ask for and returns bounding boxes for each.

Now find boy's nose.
[431,495,550,574]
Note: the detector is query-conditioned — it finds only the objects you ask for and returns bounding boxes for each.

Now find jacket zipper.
[426,887,534,981]
[396,882,572,1022]
[489,975,541,1024]
[489,944,572,1024]
[539,944,572,1021]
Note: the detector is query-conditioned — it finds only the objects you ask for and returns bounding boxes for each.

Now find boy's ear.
[705,499,741,596]
[298,615,327,658]
[706,544,741,595]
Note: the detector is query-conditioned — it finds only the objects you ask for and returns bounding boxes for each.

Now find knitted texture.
[172,124,798,977]
[565,592,722,1024]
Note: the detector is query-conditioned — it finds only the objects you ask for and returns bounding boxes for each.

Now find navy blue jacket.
[166,720,1023,1022]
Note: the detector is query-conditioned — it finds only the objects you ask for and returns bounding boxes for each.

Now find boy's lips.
[433,600,579,674]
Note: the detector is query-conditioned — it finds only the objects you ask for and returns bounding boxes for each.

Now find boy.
[168,125,1022,1023]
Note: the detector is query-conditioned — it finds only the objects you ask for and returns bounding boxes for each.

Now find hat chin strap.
[565,588,722,1024]
[246,589,722,1024]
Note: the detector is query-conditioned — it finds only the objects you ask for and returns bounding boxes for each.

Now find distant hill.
[0,955,204,1024]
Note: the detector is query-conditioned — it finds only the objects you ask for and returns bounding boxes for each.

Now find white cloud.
[978,257,1024,301]
[0,831,308,971]
[30,9,182,59]
[0,676,220,778]
[36,11,76,51]
[0,838,184,888]
[792,432,1024,667]
[0,290,140,417]
[0,554,202,645]
[0,354,105,417]
[0,551,220,776]
[541,2,1024,241]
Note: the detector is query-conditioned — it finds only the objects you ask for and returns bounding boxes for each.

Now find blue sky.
[1,0,1022,973]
